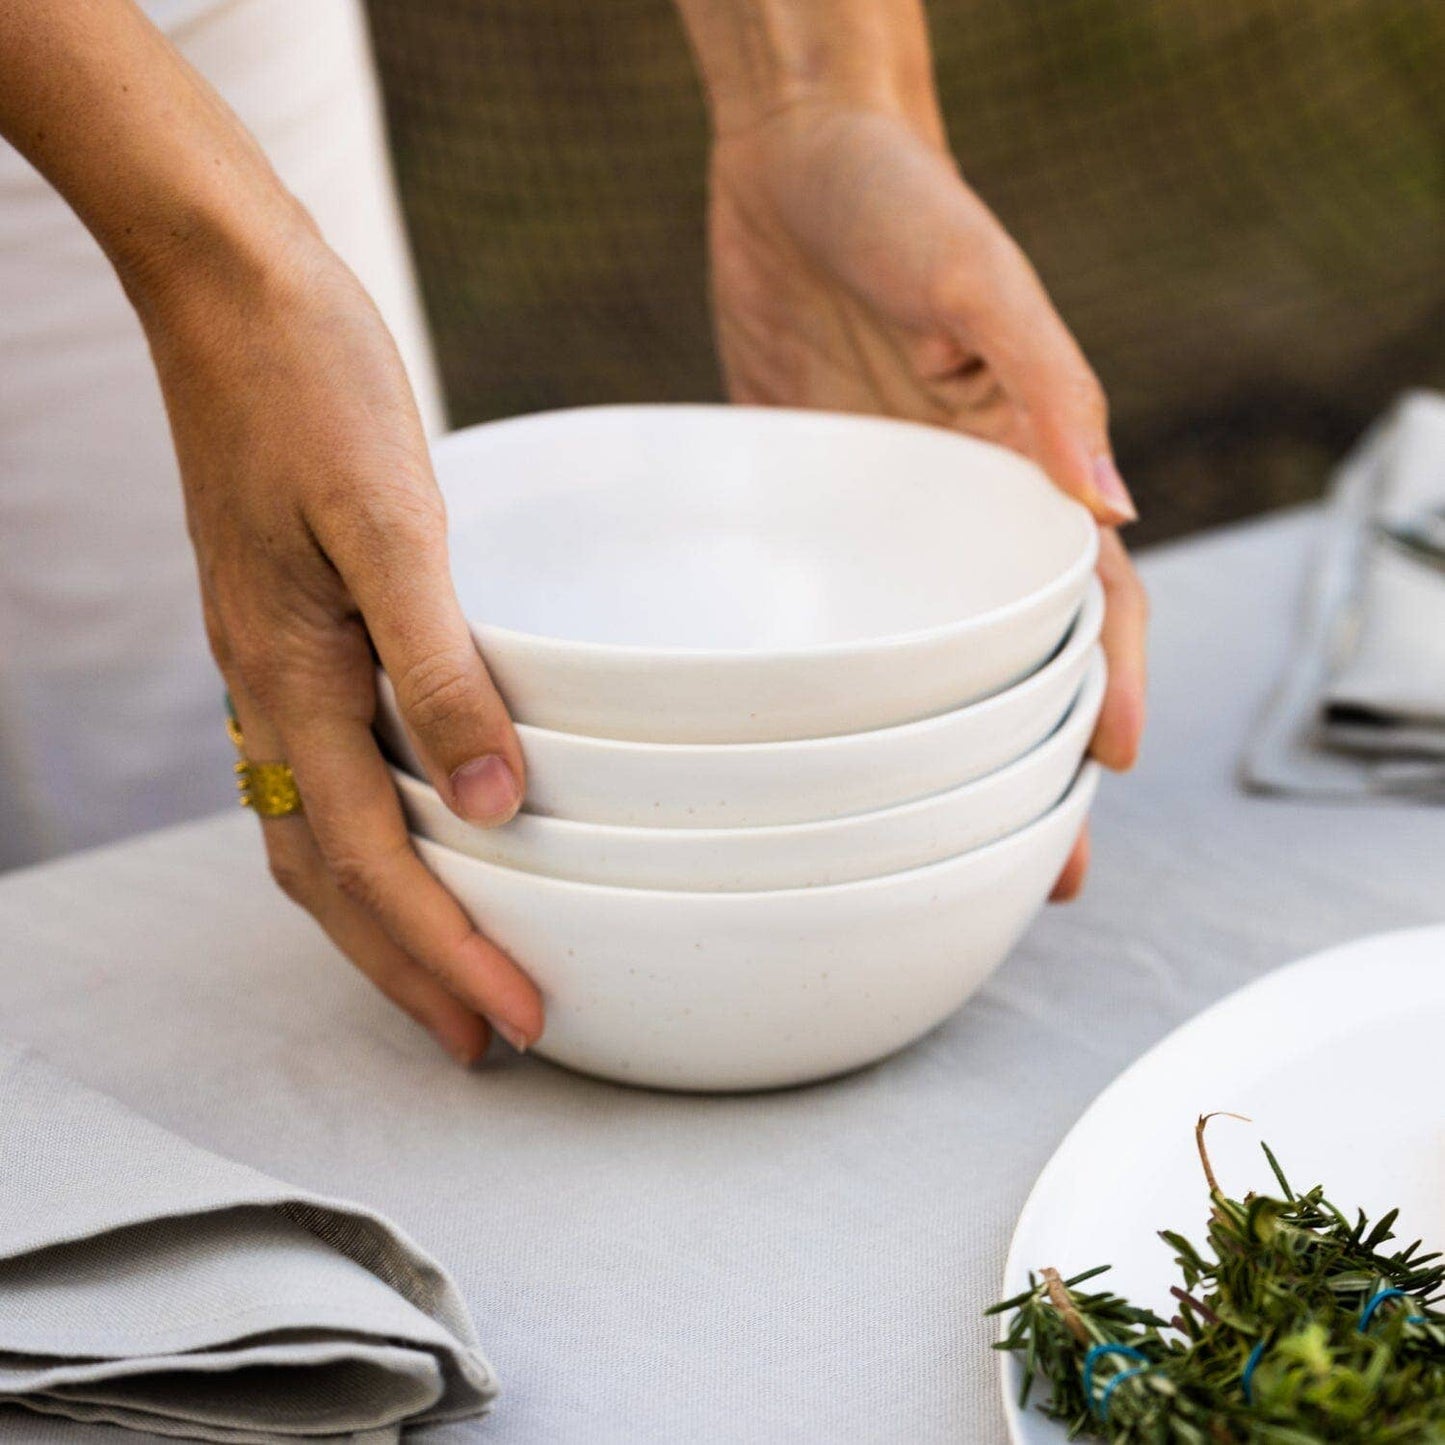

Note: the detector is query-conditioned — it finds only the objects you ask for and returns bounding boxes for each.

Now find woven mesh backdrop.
[364,1,1444,544]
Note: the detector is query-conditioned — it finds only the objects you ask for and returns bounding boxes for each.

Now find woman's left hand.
[704,97,1148,897]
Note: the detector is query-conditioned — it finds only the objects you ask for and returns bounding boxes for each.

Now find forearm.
[671,0,945,142]
[0,0,311,323]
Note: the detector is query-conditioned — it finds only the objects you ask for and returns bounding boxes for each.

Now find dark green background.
[365,0,1444,544]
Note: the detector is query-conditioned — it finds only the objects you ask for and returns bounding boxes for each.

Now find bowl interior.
[435,406,1094,653]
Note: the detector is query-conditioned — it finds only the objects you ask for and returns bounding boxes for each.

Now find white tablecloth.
[2,510,1442,1443]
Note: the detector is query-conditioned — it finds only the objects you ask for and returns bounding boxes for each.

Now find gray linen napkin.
[0,1042,497,1443]
[1243,391,1445,800]
[1321,400,1445,755]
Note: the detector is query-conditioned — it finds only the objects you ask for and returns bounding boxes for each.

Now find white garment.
[0,0,443,868]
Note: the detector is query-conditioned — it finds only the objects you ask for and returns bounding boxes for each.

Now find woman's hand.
[702,95,1148,897]
[0,0,543,1062]
[143,222,544,1063]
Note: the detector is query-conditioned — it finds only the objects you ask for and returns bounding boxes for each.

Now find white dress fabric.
[0,0,443,869]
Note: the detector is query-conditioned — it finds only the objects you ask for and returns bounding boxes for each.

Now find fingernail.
[492,1019,530,1054]
[1092,455,1138,525]
[450,755,522,825]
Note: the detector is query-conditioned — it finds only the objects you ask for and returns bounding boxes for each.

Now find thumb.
[382,628,526,829]
[324,503,526,827]
[944,231,1136,525]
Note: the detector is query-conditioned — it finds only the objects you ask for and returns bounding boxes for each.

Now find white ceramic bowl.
[415,763,1100,1091]
[433,405,1098,742]
[396,652,1104,892]
[379,579,1103,830]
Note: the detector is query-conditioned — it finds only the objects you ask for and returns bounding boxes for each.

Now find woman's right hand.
[142,217,545,1064]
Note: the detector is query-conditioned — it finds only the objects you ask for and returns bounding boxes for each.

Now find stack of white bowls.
[377,406,1103,1092]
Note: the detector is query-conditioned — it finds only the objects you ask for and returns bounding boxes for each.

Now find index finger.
[1091,528,1148,770]
[276,701,544,1051]
[938,223,1136,525]
[309,477,528,820]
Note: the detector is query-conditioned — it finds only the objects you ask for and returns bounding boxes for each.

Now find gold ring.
[225,712,303,818]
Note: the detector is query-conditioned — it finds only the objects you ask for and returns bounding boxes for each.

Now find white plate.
[1000,926,1445,1442]
[434,405,1097,742]
[378,582,1103,831]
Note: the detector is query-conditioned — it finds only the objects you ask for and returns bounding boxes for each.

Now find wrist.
[676,0,945,143]
[110,167,321,338]
[0,0,322,331]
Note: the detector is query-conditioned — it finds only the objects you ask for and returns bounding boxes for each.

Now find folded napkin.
[1244,391,1445,799]
[0,1041,497,1443]
[1321,412,1445,755]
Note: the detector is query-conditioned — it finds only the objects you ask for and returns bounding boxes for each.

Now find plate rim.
[996,922,1445,1441]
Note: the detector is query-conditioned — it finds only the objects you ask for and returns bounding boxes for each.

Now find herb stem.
[1194,1111,1251,1195]
[1042,1266,1092,1346]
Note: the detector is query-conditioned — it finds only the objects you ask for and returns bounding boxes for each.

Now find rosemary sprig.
[988,1116,1445,1441]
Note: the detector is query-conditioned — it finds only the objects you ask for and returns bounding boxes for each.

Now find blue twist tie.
[1359,1288,1427,1331]
[1082,1344,1149,1420]
[1241,1338,1268,1403]
[1097,1365,1148,1421]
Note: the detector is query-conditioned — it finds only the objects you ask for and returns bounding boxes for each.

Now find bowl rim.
[504,576,1105,758]
[438,404,1100,662]
[396,650,1104,854]
[414,761,1100,905]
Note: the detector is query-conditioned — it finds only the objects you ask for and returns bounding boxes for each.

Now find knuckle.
[325,841,403,912]
[226,619,284,700]
[231,635,270,682]
[926,257,988,333]
[393,649,484,738]
[236,654,285,713]
[925,261,966,324]
[265,836,322,907]
[927,208,1011,314]
[328,473,447,557]
[231,618,361,718]
[201,604,234,673]
[1066,366,1109,429]
[381,484,447,546]
[268,856,314,906]
[327,851,381,908]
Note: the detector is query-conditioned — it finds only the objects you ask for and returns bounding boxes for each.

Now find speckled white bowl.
[379,581,1103,831]
[431,405,1098,743]
[415,763,1100,1091]
[395,653,1103,891]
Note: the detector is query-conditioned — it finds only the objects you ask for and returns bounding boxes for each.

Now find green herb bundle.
[989,1117,1445,1442]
